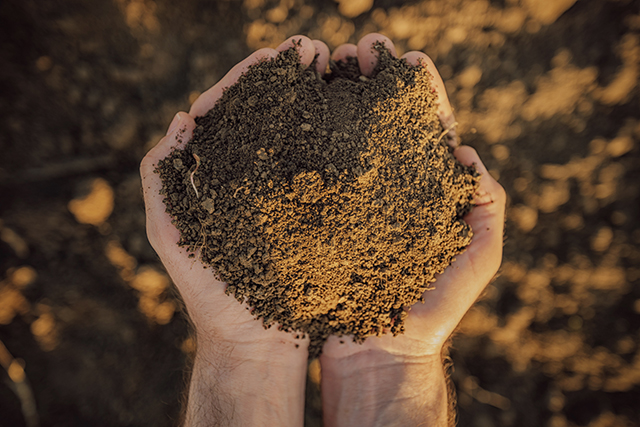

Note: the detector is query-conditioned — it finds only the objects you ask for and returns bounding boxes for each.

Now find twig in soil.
[233,186,246,198]
[436,121,459,146]
[190,219,209,268]
[189,153,201,198]
[0,340,39,427]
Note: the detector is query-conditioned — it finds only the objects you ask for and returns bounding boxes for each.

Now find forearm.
[321,351,448,427]
[184,338,307,427]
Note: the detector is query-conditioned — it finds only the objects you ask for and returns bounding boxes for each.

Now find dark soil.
[157,45,478,356]
[1,0,639,426]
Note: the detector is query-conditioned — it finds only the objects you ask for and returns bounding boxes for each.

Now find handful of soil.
[157,44,479,357]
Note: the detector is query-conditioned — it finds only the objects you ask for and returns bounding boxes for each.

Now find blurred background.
[0,0,639,426]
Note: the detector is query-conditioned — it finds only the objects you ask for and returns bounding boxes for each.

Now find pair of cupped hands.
[141,33,505,426]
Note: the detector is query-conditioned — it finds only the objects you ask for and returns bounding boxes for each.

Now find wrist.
[185,334,308,427]
[194,317,309,358]
[321,348,442,387]
[321,332,445,372]
[194,339,308,390]
[320,349,448,427]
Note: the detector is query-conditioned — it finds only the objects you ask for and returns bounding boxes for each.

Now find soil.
[1,1,639,426]
[156,45,478,356]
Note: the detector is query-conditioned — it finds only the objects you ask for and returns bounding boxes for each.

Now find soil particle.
[156,44,479,357]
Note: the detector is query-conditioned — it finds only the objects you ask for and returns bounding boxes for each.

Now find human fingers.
[312,39,330,74]
[276,35,317,65]
[404,147,505,343]
[140,113,237,309]
[331,43,357,62]
[190,36,316,118]
[356,33,398,76]
[189,48,279,117]
[421,146,504,317]
[140,112,197,261]
[402,51,458,147]
[322,150,505,357]
[454,146,506,277]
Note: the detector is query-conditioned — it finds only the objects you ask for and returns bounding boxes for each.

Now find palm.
[322,35,506,360]
[141,113,294,345]
[322,162,505,358]
[141,33,505,360]
[140,36,328,349]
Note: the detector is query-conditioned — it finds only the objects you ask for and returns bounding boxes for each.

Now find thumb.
[453,145,506,277]
[140,112,197,259]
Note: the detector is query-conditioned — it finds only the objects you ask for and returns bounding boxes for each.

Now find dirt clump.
[156,44,479,357]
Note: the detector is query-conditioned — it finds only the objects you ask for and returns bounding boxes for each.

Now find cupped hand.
[140,35,330,356]
[141,32,505,363]
[322,34,506,362]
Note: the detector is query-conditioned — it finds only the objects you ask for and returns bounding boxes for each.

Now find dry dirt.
[0,0,639,426]
[156,45,478,357]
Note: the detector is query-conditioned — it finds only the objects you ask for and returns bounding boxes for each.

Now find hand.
[140,35,330,427]
[319,34,507,427]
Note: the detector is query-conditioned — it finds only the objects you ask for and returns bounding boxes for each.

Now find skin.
[319,34,505,427]
[140,33,506,427]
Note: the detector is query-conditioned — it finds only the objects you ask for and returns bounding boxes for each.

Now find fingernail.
[166,113,181,136]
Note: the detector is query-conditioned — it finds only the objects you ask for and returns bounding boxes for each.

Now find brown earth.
[1,0,639,426]
[156,45,478,357]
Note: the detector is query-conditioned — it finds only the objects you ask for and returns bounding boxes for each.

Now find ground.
[0,0,639,426]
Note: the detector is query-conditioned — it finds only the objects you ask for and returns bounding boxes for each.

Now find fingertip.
[312,39,330,74]
[142,112,196,174]
[358,33,397,56]
[454,147,505,275]
[165,112,181,136]
[357,33,397,76]
[163,111,196,150]
[403,52,456,142]
[454,146,506,207]
[189,49,278,117]
[331,43,358,63]
[251,47,281,63]
[277,35,315,66]
[141,112,198,255]
[453,145,483,171]
[401,51,431,67]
